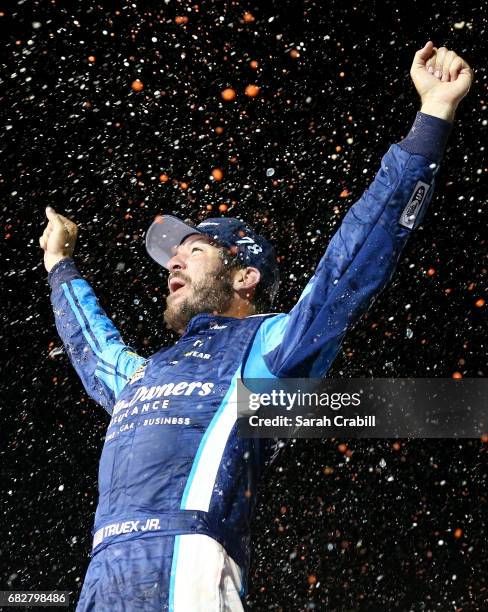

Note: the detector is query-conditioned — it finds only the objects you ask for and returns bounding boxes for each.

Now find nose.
[167,245,187,272]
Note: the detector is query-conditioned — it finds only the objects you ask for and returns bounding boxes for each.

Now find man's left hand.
[410,41,473,122]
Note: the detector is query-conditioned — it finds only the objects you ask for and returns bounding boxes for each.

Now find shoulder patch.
[129,362,147,385]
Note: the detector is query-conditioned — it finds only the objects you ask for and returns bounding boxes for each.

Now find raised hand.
[410,41,473,122]
[39,207,78,273]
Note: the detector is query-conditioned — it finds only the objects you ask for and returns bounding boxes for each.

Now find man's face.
[163,234,236,334]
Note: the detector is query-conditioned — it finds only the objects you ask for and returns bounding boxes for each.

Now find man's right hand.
[39,207,78,273]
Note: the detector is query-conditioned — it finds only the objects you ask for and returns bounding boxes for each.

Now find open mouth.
[168,277,187,294]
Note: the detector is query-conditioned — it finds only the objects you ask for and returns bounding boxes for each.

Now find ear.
[232,267,261,298]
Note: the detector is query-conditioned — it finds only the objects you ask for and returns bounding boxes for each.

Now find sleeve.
[48,258,147,414]
[250,112,452,379]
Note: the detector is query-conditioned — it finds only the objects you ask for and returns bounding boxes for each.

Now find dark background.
[1,0,487,610]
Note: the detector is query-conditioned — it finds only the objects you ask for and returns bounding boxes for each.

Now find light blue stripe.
[243,323,276,380]
[168,535,181,612]
[260,314,289,355]
[62,284,101,357]
[180,367,240,510]
[297,275,315,303]
[94,367,117,396]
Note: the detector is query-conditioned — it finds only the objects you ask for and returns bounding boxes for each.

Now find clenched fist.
[39,207,78,273]
[410,41,473,122]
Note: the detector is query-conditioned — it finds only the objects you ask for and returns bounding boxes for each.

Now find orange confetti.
[481,434,488,443]
[289,49,300,59]
[335,145,342,152]
[218,203,228,212]
[453,528,463,539]
[212,168,223,181]
[339,189,350,198]
[154,215,164,224]
[475,298,485,308]
[426,268,436,277]
[307,575,317,585]
[179,182,189,190]
[215,126,224,134]
[175,15,189,24]
[88,55,96,63]
[221,88,236,101]
[338,443,348,454]
[452,371,463,379]
[206,204,213,211]
[392,441,401,451]
[131,79,144,92]
[249,60,259,69]
[245,84,260,97]
[159,173,169,183]
[243,11,255,22]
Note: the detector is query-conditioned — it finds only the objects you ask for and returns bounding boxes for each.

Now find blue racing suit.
[48,113,451,611]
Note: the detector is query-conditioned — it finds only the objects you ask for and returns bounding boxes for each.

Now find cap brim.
[145,215,201,269]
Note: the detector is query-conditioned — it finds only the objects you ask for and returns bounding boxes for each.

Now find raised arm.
[40,208,145,414]
[244,42,473,379]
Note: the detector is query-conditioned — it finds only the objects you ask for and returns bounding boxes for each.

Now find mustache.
[169,272,192,285]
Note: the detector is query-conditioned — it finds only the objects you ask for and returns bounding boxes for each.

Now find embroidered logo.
[236,236,263,255]
[128,362,147,385]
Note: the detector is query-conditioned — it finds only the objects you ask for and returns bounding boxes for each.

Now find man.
[40,42,472,611]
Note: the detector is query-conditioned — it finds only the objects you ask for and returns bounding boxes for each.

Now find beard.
[163,264,235,334]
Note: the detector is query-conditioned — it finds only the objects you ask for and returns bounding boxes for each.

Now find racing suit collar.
[183,313,240,335]
[182,312,278,336]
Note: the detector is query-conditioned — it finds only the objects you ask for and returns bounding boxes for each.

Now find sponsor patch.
[129,363,147,385]
[399,181,430,229]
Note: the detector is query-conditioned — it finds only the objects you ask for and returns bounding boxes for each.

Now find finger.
[433,46,447,79]
[458,64,474,89]
[441,50,457,82]
[412,41,435,70]
[426,52,437,73]
[39,224,51,249]
[449,56,464,82]
[427,47,441,74]
[45,206,66,229]
[56,213,77,233]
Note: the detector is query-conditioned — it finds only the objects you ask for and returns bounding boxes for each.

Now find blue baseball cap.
[146,215,280,301]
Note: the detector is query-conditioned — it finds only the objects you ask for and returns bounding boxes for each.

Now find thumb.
[412,41,434,69]
[46,206,64,227]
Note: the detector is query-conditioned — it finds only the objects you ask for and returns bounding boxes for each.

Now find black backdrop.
[2,0,487,609]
